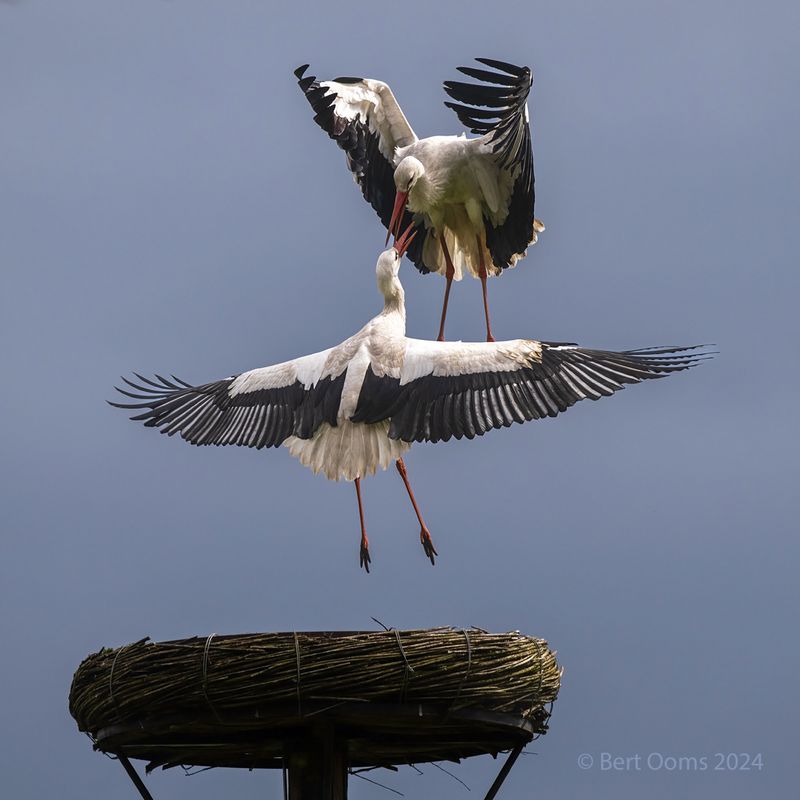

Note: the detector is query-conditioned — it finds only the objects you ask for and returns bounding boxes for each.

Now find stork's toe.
[360,542,372,573]
[420,528,438,566]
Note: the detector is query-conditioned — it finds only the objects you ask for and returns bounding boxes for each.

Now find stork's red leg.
[354,477,371,573]
[477,236,495,343]
[436,235,456,342]
[395,458,437,566]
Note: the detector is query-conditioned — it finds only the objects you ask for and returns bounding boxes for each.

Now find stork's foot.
[360,540,372,573]
[486,333,496,343]
[420,527,438,566]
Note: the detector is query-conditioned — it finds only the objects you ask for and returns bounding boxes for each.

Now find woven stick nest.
[70,628,561,770]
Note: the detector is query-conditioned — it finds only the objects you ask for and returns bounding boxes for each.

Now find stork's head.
[387,157,425,242]
[394,156,425,193]
[376,222,417,299]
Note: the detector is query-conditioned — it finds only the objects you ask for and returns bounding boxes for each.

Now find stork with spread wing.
[113,229,710,572]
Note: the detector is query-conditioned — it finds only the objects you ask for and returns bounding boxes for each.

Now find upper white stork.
[112,227,708,572]
[295,58,545,343]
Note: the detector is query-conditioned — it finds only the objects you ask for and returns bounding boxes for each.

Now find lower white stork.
[296,58,545,343]
[113,228,709,571]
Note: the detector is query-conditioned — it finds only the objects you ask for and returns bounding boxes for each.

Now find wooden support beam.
[482,743,524,800]
[118,754,156,800]
[287,724,348,800]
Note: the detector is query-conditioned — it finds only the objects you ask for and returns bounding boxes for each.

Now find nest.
[70,628,561,770]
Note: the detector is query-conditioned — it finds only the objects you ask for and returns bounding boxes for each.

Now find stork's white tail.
[284,420,410,481]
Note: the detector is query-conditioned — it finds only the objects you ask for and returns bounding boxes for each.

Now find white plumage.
[285,420,409,483]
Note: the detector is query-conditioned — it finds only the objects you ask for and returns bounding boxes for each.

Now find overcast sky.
[1,1,798,798]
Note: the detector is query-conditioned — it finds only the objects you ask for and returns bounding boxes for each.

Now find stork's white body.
[392,135,519,279]
[281,299,412,481]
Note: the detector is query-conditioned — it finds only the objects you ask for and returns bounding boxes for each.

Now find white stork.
[295,58,545,343]
[112,227,708,572]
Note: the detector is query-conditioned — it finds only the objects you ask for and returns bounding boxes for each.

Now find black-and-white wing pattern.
[295,65,427,272]
[352,342,709,444]
[111,362,346,449]
[444,58,537,269]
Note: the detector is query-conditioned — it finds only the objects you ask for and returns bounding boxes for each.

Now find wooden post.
[117,754,156,800]
[287,724,348,800]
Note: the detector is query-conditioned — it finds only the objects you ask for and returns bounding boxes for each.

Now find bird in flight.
[112,227,709,571]
[296,58,545,343]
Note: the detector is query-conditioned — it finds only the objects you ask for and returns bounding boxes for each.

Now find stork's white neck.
[407,175,435,212]
[380,275,406,318]
[375,248,406,324]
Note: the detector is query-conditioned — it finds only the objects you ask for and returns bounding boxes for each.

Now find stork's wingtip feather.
[678,343,716,354]
[474,57,529,77]
[294,64,310,79]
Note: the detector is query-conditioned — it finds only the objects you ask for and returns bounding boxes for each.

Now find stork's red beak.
[394,221,418,258]
[386,190,409,245]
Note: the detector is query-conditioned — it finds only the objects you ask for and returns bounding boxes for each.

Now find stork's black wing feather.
[444,58,538,269]
[351,344,711,444]
[444,58,533,179]
[294,65,427,273]
[111,371,346,449]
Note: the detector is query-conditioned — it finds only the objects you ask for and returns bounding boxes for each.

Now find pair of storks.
[115,59,708,570]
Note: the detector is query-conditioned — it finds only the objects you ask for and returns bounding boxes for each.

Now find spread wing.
[352,340,710,444]
[444,58,540,268]
[295,65,427,271]
[111,350,346,448]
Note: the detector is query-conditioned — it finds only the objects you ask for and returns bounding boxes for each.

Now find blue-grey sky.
[1,1,798,798]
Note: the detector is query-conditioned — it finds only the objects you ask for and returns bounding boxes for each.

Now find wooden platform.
[92,698,547,770]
